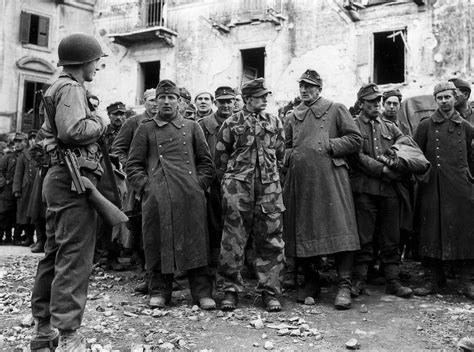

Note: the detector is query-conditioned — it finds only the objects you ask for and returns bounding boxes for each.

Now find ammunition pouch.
[48,143,103,177]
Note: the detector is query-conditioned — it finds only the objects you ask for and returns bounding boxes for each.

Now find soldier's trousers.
[31,166,97,331]
[207,180,223,266]
[354,193,401,266]
[218,177,285,295]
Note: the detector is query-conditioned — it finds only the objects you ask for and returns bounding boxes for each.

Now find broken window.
[138,61,160,103]
[22,80,49,131]
[373,30,406,85]
[19,12,50,47]
[241,47,265,83]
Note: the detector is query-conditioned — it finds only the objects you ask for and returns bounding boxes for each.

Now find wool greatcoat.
[283,97,362,257]
[126,113,215,274]
[13,148,38,224]
[414,110,474,260]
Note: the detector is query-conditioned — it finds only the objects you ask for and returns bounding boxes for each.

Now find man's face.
[216,98,235,118]
[157,94,179,118]
[109,111,125,129]
[14,140,26,151]
[361,97,382,118]
[233,94,244,113]
[195,94,213,114]
[144,96,158,116]
[177,98,190,114]
[454,88,469,107]
[246,94,268,113]
[299,82,321,103]
[383,96,400,118]
[435,90,456,113]
[83,59,100,82]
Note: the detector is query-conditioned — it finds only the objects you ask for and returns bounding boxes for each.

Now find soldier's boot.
[458,262,474,300]
[221,291,238,311]
[334,252,352,310]
[32,220,46,253]
[21,227,34,247]
[30,318,59,351]
[296,263,320,303]
[351,263,369,297]
[414,262,444,296]
[56,330,86,352]
[282,257,297,289]
[384,264,413,298]
[12,226,23,245]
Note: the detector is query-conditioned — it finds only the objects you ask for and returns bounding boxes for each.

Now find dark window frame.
[20,11,50,48]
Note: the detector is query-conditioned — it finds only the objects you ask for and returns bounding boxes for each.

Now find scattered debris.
[345,338,360,350]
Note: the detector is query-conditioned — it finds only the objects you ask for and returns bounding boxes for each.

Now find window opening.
[139,61,160,102]
[373,30,405,84]
[241,47,265,83]
[22,80,50,131]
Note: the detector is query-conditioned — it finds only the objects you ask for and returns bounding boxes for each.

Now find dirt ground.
[0,246,472,351]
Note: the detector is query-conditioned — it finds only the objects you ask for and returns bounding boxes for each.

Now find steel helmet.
[57,33,107,67]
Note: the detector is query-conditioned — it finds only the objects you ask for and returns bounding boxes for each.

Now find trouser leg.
[353,193,378,267]
[253,180,285,296]
[187,266,213,303]
[335,251,353,288]
[207,182,222,267]
[378,196,401,266]
[32,167,98,331]
[218,179,252,293]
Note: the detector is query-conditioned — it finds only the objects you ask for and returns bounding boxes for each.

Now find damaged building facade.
[0,0,95,134]
[0,0,472,132]
[93,0,473,113]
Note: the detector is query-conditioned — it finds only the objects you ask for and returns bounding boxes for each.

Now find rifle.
[37,90,86,194]
[37,89,128,226]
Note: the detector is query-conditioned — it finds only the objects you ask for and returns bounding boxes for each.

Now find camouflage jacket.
[215,107,285,184]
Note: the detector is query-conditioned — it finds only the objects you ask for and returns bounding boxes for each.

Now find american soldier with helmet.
[30,33,108,351]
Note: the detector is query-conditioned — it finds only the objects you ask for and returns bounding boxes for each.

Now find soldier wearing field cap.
[215,78,285,312]
[382,89,410,136]
[284,69,361,310]
[413,82,474,300]
[178,87,195,120]
[449,78,474,123]
[349,83,413,299]
[198,86,236,276]
[126,79,216,310]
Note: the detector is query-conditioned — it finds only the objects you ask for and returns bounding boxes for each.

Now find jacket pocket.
[260,201,286,214]
[332,158,349,169]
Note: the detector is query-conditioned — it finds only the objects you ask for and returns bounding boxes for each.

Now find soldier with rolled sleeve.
[215,78,286,312]
[349,83,413,300]
[30,33,108,351]
[126,80,216,310]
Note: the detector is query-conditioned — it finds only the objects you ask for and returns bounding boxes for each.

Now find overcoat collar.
[431,109,462,125]
[152,113,184,128]
[359,111,382,125]
[200,113,220,133]
[293,96,333,121]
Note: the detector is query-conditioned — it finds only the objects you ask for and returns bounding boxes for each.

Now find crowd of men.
[10,33,472,351]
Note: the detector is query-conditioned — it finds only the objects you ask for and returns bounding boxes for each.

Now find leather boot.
[414,261,444,296]
[30,318,59,351]
[334,251,352,310]
[384,264,412,298]
[57,330,86,352]
[283,257,297,289]
[458,262,474,300]
[351,263,369,297]
[296,261,320,303]
[31,221,46,253]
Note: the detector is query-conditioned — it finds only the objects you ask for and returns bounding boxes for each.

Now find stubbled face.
[299,82,321,103]
[454,88,469,108]
[233,94,244,113]
[195,94,213,114]
[435,90,456,113]
[157,94,179,119]
[109,111,125,129]
[144,96,158,116]
[246,94,268,113]
[383,96,400,118]
[361,97,382,118]
[83,59,100,82]
[216,98,235,118]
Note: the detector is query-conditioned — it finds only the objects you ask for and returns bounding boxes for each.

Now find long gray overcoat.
[126,114,215,273]
[283,97,362,257]
[414,110,474,260]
